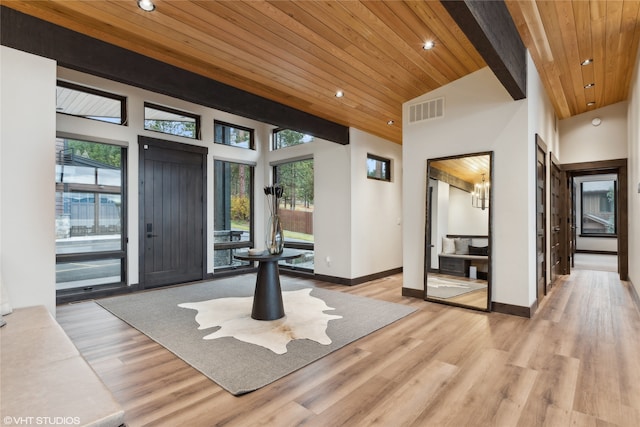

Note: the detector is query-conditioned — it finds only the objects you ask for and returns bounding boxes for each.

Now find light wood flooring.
[573,253,618,273]
[427,273,488,309]
[56,269,640,426]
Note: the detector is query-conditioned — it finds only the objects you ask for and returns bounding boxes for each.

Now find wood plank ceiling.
[3,1,640,144]
[507,0,640,121]
[430,154,491,187]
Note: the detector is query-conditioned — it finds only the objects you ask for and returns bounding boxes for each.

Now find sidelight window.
[273,159,314,271]
[214,160,254,269]
[55,137,126,292]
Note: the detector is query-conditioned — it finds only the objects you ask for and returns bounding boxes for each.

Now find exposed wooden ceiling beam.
[441,0,527,100]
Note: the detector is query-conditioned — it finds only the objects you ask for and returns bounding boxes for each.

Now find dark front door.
[139,136,207,288]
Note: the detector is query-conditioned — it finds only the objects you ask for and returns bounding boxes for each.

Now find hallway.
[573,253,618,273]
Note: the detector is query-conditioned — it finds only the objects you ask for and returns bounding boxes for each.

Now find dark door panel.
[139,136,207,288]
[550,160,562,283]
[536,136,547,302]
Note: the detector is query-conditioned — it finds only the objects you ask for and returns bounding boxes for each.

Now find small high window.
[214,121,254,149]
[144,102,200,139]
[56,81,127,125]
[273,128,314,150]
[367,154,391,182]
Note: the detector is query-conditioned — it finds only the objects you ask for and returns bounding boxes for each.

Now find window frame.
[143,102,201,140]
[272,128,314,150]
[55,137,128,301]
[273,160,314,272]
[214,120,255,150]
[213,159,255,272]
[56,80,127,126]
[366,153,392,182]
[579,179,617,238]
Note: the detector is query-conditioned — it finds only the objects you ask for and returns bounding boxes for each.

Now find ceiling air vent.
[408,97,444,124]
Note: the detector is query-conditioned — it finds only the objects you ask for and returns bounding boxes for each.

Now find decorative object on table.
[264,183,284,254]
[247,248,262,256]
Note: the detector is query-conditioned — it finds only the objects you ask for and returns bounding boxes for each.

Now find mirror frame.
[423,151,493,312]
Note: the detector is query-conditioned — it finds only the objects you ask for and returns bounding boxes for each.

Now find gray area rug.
[427,277,487,299]
[96,278,416,395]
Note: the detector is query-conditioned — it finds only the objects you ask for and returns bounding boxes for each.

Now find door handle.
[146,223,157,238]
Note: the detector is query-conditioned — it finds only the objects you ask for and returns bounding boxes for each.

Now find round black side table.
[234,251,302,320]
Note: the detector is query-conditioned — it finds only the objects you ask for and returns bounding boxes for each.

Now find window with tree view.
[144,102,200,139]
[367,153,391,181]
[274,159,314,271]
[273,128,314,150]
[55,137,126,291]
[580,179,616,236]
[215,121,254,149]
[214,160,254,269]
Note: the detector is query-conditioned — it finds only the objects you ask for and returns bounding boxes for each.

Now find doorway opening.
[562,159,628,280]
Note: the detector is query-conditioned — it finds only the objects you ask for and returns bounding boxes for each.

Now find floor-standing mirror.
[424,152,493,311]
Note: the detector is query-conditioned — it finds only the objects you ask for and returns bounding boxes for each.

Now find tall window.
[55,137,126,292]
[215,121,254,149]
[214,160,254,269]
[273,128,314,150]
[580,179,616,236]
[274,159,314,271]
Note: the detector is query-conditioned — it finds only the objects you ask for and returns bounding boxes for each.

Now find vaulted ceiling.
[3,1,639,144]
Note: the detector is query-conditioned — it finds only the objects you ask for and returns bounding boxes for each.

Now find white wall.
[448,186,489,236]
[559,101,628,164]
[349,128,403,279]
[403,55,556,310]
[403,66,532,308]
[266,136,354,279]
[628,42,640,294]
[527,52,560,302]
[433,179,450,269]
[1,47,57,315]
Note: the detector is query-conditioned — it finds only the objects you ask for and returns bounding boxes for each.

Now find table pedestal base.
[251,260,284,320]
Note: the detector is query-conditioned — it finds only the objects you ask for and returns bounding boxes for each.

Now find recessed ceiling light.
[587,101,596,106]
[584,83,595,88]
[581,58,593,66]
[137,0,155,12]
[387,120,394,125]
[335,90,344,98]
[423,41,435,50]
